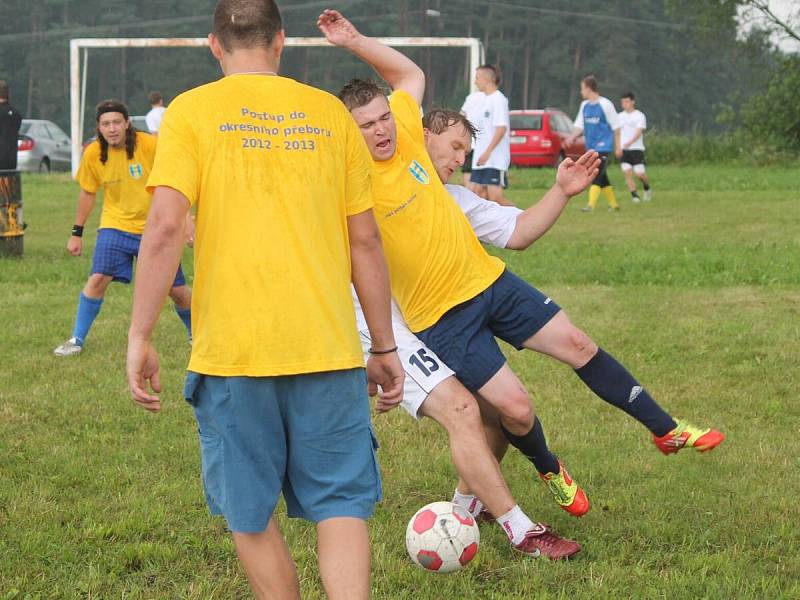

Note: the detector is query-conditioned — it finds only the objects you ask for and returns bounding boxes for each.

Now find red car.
[509,109,585,167]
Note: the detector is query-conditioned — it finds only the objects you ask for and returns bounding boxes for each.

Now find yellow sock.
[588,185,601,208]
[602,186,619,208]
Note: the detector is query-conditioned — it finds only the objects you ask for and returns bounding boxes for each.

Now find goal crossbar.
[69,36,484,174]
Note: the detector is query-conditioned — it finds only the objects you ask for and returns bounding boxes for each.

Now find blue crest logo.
[129,163,143,179]
[408,160,430,185]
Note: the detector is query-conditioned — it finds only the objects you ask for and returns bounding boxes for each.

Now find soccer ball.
[405,501,480,573]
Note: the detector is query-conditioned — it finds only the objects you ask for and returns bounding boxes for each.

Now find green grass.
[1,165,799,598]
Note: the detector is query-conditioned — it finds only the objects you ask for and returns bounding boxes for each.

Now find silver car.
[17,119,72,173]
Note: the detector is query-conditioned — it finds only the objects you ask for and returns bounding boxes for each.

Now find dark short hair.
[478,64,500,85]
[338,78,388,111]
[622,91,635,101]
[0,80,9,101]
[422,108,477,139]
[212,0,282,52]
[581,75,598,92]
[148,91,163,105]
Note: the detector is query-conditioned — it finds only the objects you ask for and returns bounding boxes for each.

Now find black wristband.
[71,225,84,237]
[368,346,398,355]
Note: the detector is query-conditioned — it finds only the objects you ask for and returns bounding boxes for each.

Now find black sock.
[501,417,560,475]
[631,191,639,199]
[575,348,676,436]
[643,182,650,191]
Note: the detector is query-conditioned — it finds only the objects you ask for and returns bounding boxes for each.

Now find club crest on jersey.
[408,160,430,185]
[128,163,143,179]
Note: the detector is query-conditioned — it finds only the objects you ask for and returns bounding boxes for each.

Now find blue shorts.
[184,368,382,533]
[91,228,186,286]
[416,270,560,392]
[470,168,508,188]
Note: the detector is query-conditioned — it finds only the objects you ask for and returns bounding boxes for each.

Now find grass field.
[1,165,799,599]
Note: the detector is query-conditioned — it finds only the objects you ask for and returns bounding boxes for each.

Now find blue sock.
[501,417,560,475]
[575,348,676,437]
[71,293,103,346]
[175,306,192,341]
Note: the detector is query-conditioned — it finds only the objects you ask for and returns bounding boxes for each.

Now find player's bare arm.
[318,9,425,104]
[477,126,507,166]
[67,189,97,256]
[347,208,405,411]
[506,151,600,250]
[127,186,190,412]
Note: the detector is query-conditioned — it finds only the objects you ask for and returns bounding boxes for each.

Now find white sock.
[452,488,484,518]
[496,505,534,546]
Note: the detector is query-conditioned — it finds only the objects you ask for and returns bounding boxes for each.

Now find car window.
[550,114,569,133]
[510,115,542,130]
[46,123,70,143]
[35,124,53,140]
[19,123,31,135]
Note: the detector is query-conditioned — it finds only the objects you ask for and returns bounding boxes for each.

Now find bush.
[646,130,798,165]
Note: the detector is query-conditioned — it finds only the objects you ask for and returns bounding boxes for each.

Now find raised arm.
[318,9,425,104]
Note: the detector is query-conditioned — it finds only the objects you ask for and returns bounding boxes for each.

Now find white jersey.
[353,186,522,416]
[618,109,646,151]
[471,90,511,171]
[461,91,485,130]
[145,106,166,133]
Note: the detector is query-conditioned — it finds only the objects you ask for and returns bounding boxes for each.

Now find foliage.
[0,0,786,140]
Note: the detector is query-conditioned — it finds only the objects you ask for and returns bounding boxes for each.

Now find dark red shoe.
[513,523,581,560]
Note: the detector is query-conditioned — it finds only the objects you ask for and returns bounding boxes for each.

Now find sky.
[745,0,799,53]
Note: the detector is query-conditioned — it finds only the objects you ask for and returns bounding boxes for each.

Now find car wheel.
[38,158,50,174]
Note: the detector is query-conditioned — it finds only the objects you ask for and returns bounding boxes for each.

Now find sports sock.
[575,347,676,436]
[602,185,619,208]
[501,418,560,475]
[496,505,534,546]
[643,182,651,191]
[588,185,601,208]
[452,489,484,518]
[71,293,103,345]
[175,306,192,340]
[631,191,640,199]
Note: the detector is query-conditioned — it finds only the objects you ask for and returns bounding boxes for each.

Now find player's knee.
[497,392,533,431]
[567,326,597,363]
[438,393,482,433]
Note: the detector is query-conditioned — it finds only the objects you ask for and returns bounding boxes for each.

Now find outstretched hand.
[556,150,600,197]
[317,9,361,49]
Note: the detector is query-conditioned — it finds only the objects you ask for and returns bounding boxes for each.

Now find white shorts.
[621,163,647,175]
[358,302,454,419]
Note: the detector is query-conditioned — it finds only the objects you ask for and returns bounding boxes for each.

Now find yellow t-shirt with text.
[77,131,157,234]
[371,91,505,332]
[147,74,374,376]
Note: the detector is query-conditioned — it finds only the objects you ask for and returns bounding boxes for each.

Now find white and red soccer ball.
[405,501,480,573]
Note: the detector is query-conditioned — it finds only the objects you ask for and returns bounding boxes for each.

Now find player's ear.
[208,33,224,61]
[423,128,431,144]
[271,29,285,59]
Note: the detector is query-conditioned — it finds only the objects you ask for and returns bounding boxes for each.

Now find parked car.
[17,119,72,173]
[82,116,150,150]
[509,109,585,168]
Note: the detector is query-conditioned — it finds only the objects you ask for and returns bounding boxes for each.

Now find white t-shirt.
[618,109,647,151]
[471,90,511,171]
[145,106,166,133]
[461,91,485,130]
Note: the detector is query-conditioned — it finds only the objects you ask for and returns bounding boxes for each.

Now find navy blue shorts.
[184,368,382,533]
[416,270,560,392]
[91,228,186,286]
[470,168,508,188]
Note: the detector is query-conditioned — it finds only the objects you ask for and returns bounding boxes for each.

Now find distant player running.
[618,92,652,202]
[54,100,192,356]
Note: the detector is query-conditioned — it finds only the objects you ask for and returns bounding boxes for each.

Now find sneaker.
[632,195,641,203]
[653,420,725,455]
[54,337,82,357]
[539,460,589,517]
[580,206,593,213]
[540,461,590,517]
[643,189,653,201]
[514,523,581,560]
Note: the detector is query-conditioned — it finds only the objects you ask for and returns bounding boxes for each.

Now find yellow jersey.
[371,91,504,332]
[146,74,374,377]
[77,131,157,234]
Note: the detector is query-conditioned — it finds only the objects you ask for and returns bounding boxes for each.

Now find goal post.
[69,37,485,175]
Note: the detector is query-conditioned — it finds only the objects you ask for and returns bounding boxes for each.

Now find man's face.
[580,82,592,99]
[424,123,472,183]
[621,97,635,112]
[474,68,493,92]
[350,95,397,161]
[97,112,129,148]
